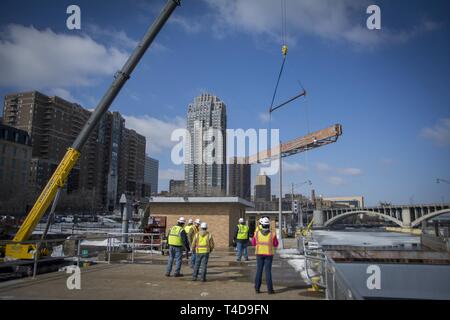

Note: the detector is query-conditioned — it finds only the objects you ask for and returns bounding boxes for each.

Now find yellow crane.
[5,0,181,260]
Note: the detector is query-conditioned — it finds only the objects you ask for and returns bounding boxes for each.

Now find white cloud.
[159,168,184,180]
[48,88,77,103]
[315,162,331,172]
[86,24,138,50]
[420,118,450,147]
[85,24,167,53]
[259,112,271,124]
[170,15,202,34]
[202,0,439,47]
[123,114,186,155]
[284,161,308,173]
[327,176,345,186]
[0,24,128,89]
[337,167,363,176]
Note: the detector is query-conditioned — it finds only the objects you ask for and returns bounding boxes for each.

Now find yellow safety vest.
[168,225,183,246]
[255,231,274,256]
[194,232,211,254]
[184,224,193,235]
[237,224,249,240]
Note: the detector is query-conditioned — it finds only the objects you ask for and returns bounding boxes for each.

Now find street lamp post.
[290,180,312,227]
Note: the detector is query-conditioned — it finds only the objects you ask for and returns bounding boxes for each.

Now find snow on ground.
[277,248,299,255]
[81,238,122,247]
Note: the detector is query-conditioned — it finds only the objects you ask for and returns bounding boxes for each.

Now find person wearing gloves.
[165,216,190,277]
[233,218,250,261]
[191,222,214,282]
[252,217,278,294]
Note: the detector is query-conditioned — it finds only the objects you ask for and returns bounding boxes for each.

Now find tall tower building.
[254,174,271,202]
[185,93,227,196]
[228,157,251,201]
[144,156,159,195]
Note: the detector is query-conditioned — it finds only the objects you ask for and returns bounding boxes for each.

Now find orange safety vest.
[255,230,274,256]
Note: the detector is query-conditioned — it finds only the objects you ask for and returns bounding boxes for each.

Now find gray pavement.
[0,244,323,300]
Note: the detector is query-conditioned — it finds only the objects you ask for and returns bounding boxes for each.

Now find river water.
[313,228,420,249]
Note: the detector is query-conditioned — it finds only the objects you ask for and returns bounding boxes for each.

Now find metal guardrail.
[0,232,163,279]
[297,234,362,300]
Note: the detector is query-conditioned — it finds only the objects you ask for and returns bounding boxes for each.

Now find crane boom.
[6,0,181,259]
[244,124,342,164]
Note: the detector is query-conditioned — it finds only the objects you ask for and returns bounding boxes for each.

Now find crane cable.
[269,0,288,115]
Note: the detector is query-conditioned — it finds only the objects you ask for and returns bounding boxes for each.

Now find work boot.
[165,272,170,277]
[255,289,260,294]
[192,277,197,281]
[268,290,275,295]
[174,273,184,277]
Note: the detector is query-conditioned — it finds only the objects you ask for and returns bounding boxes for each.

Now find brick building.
[3,91,147,212]
[148,197,254,248]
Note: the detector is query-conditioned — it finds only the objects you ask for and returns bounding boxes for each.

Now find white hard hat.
[188,218,193,224]
[200,222,208,229]
[258,217,264,224]
[178,216,186,224]
[194,218,201,225]
[261,217,270,225]
[239,218,244,223]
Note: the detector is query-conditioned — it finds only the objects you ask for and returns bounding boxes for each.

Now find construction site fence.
[0,232,163,279]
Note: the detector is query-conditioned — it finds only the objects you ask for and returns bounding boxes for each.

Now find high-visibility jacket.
[193,232,213,254]
[168,225,183,246]
[254,230,275,256]
[237,224,249,240]
[184,224,194,235]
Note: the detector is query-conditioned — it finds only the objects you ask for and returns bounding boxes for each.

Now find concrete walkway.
[0,246,324,300]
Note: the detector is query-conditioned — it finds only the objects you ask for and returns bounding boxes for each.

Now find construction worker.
[252,217,278,294]
[184,218,195,245]
[165,216,190,277]
[191,222,214,282]
[190,218,201,268]
[233,218,250,261]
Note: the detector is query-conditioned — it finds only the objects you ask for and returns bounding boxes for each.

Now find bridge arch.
[323,210,404,227]
[411,209,450,228]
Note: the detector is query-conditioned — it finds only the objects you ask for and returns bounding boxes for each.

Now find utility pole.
[278,142,283,249]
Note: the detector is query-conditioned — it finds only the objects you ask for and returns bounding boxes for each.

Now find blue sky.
[0,0,449,205]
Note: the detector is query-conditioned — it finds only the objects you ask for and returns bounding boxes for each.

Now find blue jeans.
[255,255,274,291]
[190,252,196,268]
[166,246,183,275]
[192,253,209,280]
[236,240,248,261]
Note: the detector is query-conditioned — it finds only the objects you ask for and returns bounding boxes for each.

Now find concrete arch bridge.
[312,204,450,228]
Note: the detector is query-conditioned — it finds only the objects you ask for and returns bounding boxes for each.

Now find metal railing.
[297,234,362,300]
[0,232,162,280]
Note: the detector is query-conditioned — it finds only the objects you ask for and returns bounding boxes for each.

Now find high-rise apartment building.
[228,157,251,201]
[185,93,227,196]
[118,128,146,200]
[0,124,32,213]
[169,179,185,195]
[3,91,147,212]
[254,174,271,202]
[144,156,159,196]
